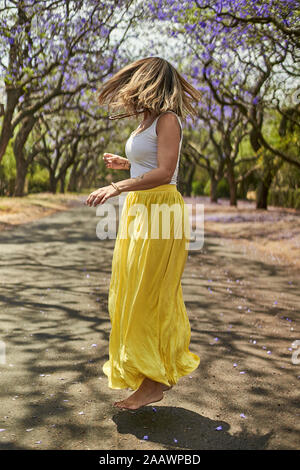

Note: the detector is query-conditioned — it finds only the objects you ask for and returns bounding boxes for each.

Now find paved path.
[0,196,299,449]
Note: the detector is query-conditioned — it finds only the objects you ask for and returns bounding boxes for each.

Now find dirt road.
[0,194,299,450]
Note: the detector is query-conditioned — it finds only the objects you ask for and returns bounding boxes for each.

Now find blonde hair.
[96,56,201,121]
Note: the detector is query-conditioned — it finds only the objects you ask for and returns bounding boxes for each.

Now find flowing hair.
[96,56,201,121]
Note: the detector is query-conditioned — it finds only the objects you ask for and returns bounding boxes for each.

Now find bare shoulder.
[156,112,181,139]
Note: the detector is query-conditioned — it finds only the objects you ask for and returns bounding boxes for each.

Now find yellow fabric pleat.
[102,184,200,390]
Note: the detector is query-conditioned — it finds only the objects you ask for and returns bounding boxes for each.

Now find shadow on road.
[112,406,272,450]
[0,202,299,449]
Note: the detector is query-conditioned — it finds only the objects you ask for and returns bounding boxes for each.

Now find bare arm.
[103,153,131,170]
[114,113,181,192]
[85,114,181,207]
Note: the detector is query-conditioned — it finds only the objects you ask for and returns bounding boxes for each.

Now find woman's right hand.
[103,153,130,170]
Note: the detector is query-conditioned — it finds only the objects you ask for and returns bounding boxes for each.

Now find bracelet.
[110,181,121,194]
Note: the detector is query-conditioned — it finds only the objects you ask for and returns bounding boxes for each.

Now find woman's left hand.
[85,184,120,207]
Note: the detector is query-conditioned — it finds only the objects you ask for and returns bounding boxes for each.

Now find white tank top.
[125,111,183,185]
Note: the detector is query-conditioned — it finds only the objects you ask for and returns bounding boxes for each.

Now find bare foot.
[113,378,165,410]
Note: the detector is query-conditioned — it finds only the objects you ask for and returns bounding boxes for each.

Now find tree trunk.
[238,179,248,200]
[256,172,273,209]
[13,114,36,196]
[227,163,237,206]
[59,172,66,193]
[14,156,28,197]
[210,177,218,203]
[185,165,196,196]
[255,151,282,210]
[68,162,79,192]
[0,88,22,163]
[49,171,57,194]
[256,181,269,209]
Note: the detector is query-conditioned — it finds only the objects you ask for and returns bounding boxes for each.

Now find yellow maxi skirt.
[102,183,200,390]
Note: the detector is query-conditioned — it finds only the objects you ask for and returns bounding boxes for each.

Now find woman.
[86,57,201,410]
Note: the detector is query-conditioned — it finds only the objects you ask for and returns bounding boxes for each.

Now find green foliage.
[203,178,230,198]
[217,178,230,198]
[191,180,205,196]
[296,190,300,210]
[0,141,16,196]
[28,166,50,193]
[274,160,300,189]
[268,188,300,209]
[204,179,210,196]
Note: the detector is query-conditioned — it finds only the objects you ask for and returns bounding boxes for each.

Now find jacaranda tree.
[0,0,140,195]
